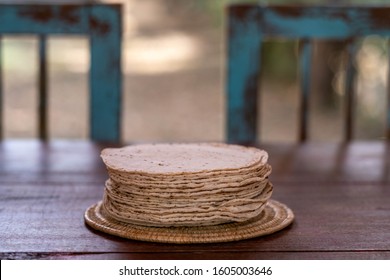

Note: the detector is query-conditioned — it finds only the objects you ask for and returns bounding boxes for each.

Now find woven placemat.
[84,200,294,243]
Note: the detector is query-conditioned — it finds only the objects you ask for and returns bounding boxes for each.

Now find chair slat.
[298,39,312,142]
[344,39,358,142]
[38,35,48,140]
[230,5,390,39]
[0,5,90,35]
[227,6,262,144]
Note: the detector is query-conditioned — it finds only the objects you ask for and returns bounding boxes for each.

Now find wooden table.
[1,140,390,260]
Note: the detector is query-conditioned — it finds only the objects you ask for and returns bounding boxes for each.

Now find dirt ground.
[3,0,387,142]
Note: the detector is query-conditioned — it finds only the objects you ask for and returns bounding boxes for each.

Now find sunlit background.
[2,0,390,142]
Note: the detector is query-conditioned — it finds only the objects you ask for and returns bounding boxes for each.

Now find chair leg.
[227,6,262,145]
[298,39,313,142]
[89,5,122,143]
[344,40,358,142]
[38,35,48,140]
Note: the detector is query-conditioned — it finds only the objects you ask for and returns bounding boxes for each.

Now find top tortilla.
[101,143,268,175]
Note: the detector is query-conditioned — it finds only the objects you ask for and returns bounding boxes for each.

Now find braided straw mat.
[85,199,293,244]
[85,143,294,243]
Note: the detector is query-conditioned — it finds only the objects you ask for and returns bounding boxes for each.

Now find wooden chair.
[226,4,390,144]
[0,2,122,142]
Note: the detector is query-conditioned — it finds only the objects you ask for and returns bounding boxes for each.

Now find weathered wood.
[298,39,312,142]
[345,39,358,141]
[3,251,390,260]
[0,5,90,34]
[1,140,390,259]
[0,181,389,255]
[89,5,122,142]
[227,5,390,142]
[2,180,390,253]
[229,5,390,39]
[227,6,262,144]
[38,35,48,140]
[0,4,122,142]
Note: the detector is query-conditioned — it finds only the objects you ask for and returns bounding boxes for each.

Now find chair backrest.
[0,3,122,142]
[227,4,390,144]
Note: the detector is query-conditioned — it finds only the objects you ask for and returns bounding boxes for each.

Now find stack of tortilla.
[85,143,294,243]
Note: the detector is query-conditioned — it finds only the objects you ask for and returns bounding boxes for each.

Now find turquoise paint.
[300,41,312,100]
[344,41,359,141]
[227,9,262,144]
[264,9,351,38]
[90,5,122,142]
[0,5,89,34]
[299,40,312,141]
[260,7,390,38]
[0,4,122,142]
[227,5,390,143]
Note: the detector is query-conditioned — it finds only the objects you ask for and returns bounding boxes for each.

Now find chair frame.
[227,4,390,143]
[0,4,122,142]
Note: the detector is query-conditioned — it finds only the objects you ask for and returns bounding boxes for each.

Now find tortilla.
[99,143,273,227]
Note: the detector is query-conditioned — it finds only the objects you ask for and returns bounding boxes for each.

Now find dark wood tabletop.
[1,140,390,260]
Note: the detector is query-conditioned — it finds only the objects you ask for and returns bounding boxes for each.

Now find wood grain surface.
[1,140,390,259]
